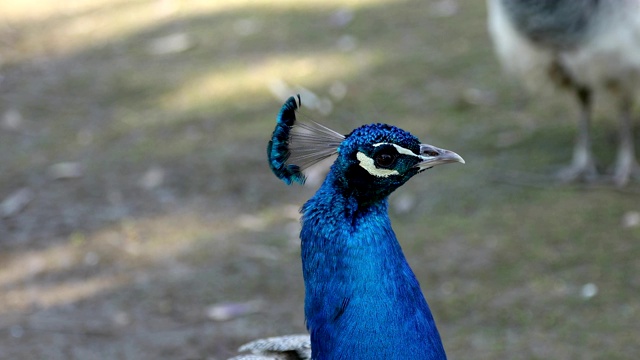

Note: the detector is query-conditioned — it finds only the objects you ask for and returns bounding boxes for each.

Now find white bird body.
[488,0,640,185]
[229,334,310,360]
[489,0,640,94]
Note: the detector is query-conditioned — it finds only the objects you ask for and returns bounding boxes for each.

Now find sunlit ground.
[1,0,639,359]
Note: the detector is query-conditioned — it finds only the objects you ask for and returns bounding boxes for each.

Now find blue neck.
[300,173,446,360]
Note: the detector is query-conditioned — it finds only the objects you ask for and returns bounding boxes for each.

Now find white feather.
[487,0,556,90]
[487,0,640,95]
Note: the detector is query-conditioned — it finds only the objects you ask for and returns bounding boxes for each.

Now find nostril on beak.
[422,150,439,157]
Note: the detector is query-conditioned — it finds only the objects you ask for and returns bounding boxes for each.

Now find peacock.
[229,95,464,360]
[487,0,640,186]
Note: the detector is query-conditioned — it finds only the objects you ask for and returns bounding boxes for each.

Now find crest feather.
[267,95,344,185]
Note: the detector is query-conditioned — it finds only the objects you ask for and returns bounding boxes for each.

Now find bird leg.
[612,97,640,186]
[558,88,598,183]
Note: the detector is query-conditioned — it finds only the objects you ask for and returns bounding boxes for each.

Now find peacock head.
[268,95,464,199]
[332,123,464,199]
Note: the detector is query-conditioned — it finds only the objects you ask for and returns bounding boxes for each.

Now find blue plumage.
[301,187,446,359]
[268,95,306,185]
[235,96,464,360]
[268,95,345,186]
[300,123,453,359]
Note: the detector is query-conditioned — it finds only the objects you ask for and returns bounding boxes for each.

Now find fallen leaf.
[1,187,34,217]
[48,162,83,180]
[147,33,193,55]
[622,211,640,228]
[205,300,264,321]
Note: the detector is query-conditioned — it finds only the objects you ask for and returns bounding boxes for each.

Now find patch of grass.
[0,0,638,359]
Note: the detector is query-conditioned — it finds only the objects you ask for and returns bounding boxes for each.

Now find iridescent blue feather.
[268,95,305,185]
[268,95,344,185]
[242,96,464,360]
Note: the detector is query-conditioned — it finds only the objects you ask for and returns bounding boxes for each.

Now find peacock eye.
[374,152,397,168]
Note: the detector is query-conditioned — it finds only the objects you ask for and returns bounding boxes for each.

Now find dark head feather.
[268,95,344,185]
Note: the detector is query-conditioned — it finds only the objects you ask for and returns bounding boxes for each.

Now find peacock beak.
[416,144,465,170]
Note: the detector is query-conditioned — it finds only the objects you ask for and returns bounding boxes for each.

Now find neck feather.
[299,175,446,360]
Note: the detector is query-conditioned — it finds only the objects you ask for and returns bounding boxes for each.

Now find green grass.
[0,0,638,359]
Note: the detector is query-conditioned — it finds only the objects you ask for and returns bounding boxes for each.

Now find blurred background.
[0,0,639,358]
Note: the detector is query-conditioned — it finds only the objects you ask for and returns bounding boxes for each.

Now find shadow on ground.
[1,0,639,359]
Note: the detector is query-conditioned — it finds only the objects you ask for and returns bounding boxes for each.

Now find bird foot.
[612,158,640,187]
[556,162,599,184]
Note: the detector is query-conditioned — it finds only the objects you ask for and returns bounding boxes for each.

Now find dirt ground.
[1,0,639,359]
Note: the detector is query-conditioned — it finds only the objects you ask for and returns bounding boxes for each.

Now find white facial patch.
[373,143,420,158]
[356,152,399,177]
